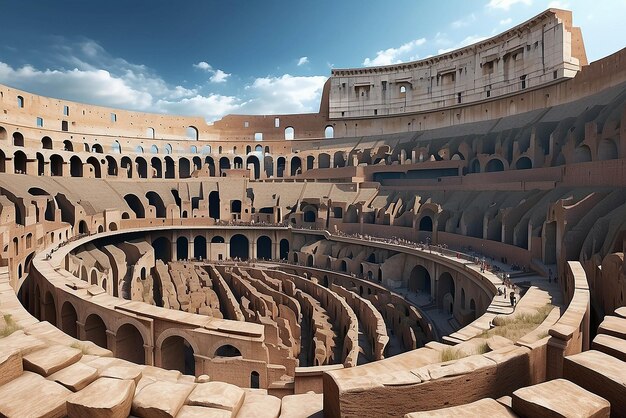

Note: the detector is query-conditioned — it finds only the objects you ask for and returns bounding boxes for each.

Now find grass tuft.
[481,304,553,341]
[440,342,490,362]
[0,314,22,338]
[70,342,91,354]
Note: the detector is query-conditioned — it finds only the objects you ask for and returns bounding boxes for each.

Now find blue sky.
[0,0,623,122]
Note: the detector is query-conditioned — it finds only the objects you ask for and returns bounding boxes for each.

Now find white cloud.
[451,14,476,29]
[210,69,230,83]
[155,94,242,122]
[499,17,513,25]
[242,74,327,114]
[486,0,532,10]
[193,61,212,71]
[362,38,426,66]
[547,0,570,8]
[297,56,309,66]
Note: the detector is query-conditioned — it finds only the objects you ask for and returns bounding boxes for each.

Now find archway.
[437,272,455,313]
[485,159,504,172]
[214,344,242,358]
[146,191,166,218]
[160,335,195,376]
[116,323,145,364]
[84,314,107,349]
[177,236,189,260]
[256,236,272,260]
[251,371,260,389]
[152,237,172,262]
[418,216,433,232]
[70,156,83,177]
[60,301,78,338]
[230,234,249,260]
[13,151,27,174]
[194,235,206,260]
[279,239,289,260]
[408,265,431,294]
[135,157,148,178]
[515,156,532,170]
[124,194,145,218]
[43,291,56,326]
[290,156,301,176]
[246,155,260,179]
[209,191,220,219]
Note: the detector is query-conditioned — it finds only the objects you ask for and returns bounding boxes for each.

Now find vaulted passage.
[230,234,249,260]
[115,323,145,365]
[160,335,195,376]
[256,235,272,260]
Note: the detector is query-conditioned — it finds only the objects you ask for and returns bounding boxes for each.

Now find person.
[548,268,553,283]
[510,291,516,307]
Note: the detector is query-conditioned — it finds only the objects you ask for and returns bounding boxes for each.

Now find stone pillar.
[144,344,154,366]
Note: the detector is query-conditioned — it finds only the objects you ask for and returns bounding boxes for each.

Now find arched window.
[186,126,198,140]
[17,96,24,108]
[324,126,334,139]
[284,127,295,140]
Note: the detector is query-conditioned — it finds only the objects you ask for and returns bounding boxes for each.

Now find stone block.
[0,371,71,418]
[186,381,245,416]
[592,333,626,362]
[0,348,22,386]
[238,393,282,418]
[132,380,195,418]
[405,398,516,417]
[23,345,82,376]
[47,361,99,391]
[66,377,135,418]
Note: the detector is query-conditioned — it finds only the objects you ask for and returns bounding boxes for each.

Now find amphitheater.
[0,8,625,417]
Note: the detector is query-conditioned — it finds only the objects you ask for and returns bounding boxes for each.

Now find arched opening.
[146,191,166,217]
[290,156,301,176]
[0,149,5,173]
[306,155,315,170]
[91,143,103,153]
[116,323,145,365]
[84,314,107,349]
[515,156,532,170]
[179,158,190,178]
[303,209,316,223]
[135,157,148,178]
[334,151,345,168]
[112,140,121,154]
[470,159,481,173]
[209,191,220,219]
[36,152,45,175]
[219,157,230,175]
[279,239,289,260]
[324,126,334,139]
[60,301,78,338]
[186,126,199,140]
[192,156,201,172]
[135,145,144,154]
[13,151,27,174]
[230,234,249,260]
[276,157,286,177]
[106,156,118,176]
[256,236,272,260]
[153,237,172,262]
[250,371,260,389]
[194,235,206,260]
[598,139,618,160]
[177,236,189,260]
[146,127,155,139]
[41,136,53,150]
[69,156,83,177]
[284,126,295,140]
[165,144,172,154]
[574,146,592,163]
[151,157,162,178]
[150,144,159,154]
[318,153,331,169]
[246,155,260,179]
[485,159,504,172]
[78,220,89,234]
[437,272,455,313]
[264,156,274,178]
[164,157,175,178]
[86,156,101,178]
[160,335,195,376]
[63,140,73,152]
[49,154,64,176]
[255,144,263,152]
[124,194,145,218]
[231,200,242,217]
[418,216,433,232]
[214,344,242,358]
[205,156,216,176]
[120,157,133,178]
[340,259,347,271]
[12,132,24,147]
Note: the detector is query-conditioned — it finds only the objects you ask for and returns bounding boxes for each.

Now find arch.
[63,140,73,151]
[153,236,172,262]
[418,215,433,232]
[303,207,316,223]
[219,157,231,175]
[279,239,290,260]
[205,156,216,176]
[255,144,263,152]
[164,156,175,178]
[78,220,89,234]
[150,144,159,154]
[112,140,121,154]
[214,344,242,358]
[201,145,212,154]
[179,157,191,178]
[135,156,148,178]
[194,235,207,260]
[324,125,334,139]
[256,235,272,260]
[0,126,6,142]
[84,313,107,349]
[246,155,260,179]
[339,259,347,271]
[124,194,145,218]
[42,291,56,326]
[251,371,260,389]
[485,158,504,172]
[108,222,118,231]
[290,156,302,176]
[209,191,220,219]
[469,158,481,174]
[160,334,195,376]
[146,191,166,217]
[306,155,315,170]
[41,136,53,150]
[69,155,83,177]
[106,156,118,176]
[177,236,189,260]
[318,153,331,169]
[151,157,162,178]
[573,145,592,163]
[12,132,24,147]
[120,156,133,178]
[276,157,286,177]
[233,156,243,169]
[115,323,145,364]
[146,127,155,139]
[230,234,249,260]
[264,156,274,178]
[186,126,199,140]
[86,156,101,178]
[211,235,225,243]
[246,145,251,154]
[437,272,455,312]
[333,151,345,168]
[284,126,295,140]
[36,152,45,175]
[192,156,201,172]
[515,156,533,170]
[135,145,144,154]
[598,139,618,160]
[91,143,103,153]
[165,143,173,154]
[0,149,5,173]
[13,151,27,174]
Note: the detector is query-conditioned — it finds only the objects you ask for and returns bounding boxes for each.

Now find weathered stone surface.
[23,345,82,376]
[0,330,47,355]
[597,316,626,340]
[196,374,211,383]
[280,393,323,418]
[47,361,99,391]
[0,348,22,386]
[132,380,195,418]
[100,364,143,384]
[405,398,516,417]
[592,333,626,362]
[0,371,71,418]
[186,381,245,415]
[512,379,610,418]
[238,393,282,418]
[563,350,626,418]
[175,405,231,418]
[66,377,135,418]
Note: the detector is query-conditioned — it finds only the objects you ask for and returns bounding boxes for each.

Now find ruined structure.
[0,8,625,417]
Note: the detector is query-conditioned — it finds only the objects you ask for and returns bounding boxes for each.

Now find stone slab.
[0,371,71,418]
[238,393,282,418]
[66,377,135,418]
[0,348,22,386]
[405,398,516,417]
[23,345,82,376]
[186,381,245,415]
[175,405,231,418]
[47,361,99,392]
[512,378,610,418]
[279,393,323,418]
[132,380,195,418]
[101,364,143,384]
[597,316,626,340]
[592,333,626,362]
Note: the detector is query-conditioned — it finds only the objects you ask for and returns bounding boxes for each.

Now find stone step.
[511,378,609,418]
[237,393,281,418]
[176,405,231,417]
[47,361,99,392]
[66,377,135,418]
[23,345,83,377]
[405,398,516,417]
[279,393,323,418]
[592,333,626,363]
[597,316,626,340]
[0,371,72,418]
[563,350,626,418]
[0,348,22,387]
[186,381,246,416]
